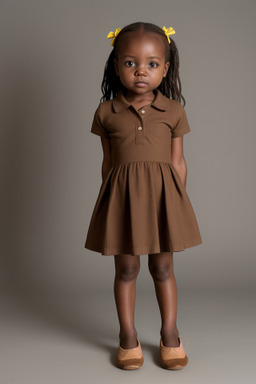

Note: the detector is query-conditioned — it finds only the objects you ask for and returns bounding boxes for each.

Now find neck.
[123,90,156,104]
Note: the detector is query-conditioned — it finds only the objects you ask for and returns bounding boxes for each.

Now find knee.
[116,263,140,282]
[148,262,172,282]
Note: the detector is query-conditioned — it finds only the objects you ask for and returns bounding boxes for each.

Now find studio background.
[0,1,255,383]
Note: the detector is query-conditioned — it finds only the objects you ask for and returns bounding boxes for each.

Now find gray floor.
[1,288,255,384]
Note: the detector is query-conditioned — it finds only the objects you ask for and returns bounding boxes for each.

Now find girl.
[85,22,202,370]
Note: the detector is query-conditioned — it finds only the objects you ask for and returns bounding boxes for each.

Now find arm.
[100,137,112,182]
[171,136,188,188]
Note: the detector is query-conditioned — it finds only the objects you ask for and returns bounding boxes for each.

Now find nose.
[135,66,146,76]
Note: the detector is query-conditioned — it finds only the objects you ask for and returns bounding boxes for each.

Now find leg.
[114,253,140,349]
[148,251,180,347]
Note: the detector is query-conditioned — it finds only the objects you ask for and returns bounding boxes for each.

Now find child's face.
[114,32,170,98]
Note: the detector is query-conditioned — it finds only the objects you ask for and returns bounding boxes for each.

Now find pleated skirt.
[85,160,202,256]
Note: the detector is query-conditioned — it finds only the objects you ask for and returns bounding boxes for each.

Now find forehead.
[117,31,166,58]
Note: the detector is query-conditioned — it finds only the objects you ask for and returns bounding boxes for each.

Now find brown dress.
[84,89,202,256]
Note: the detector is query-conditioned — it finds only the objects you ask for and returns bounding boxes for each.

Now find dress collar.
[112,89,170,113]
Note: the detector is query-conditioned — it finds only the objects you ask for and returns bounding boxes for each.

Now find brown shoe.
[160,336,188,370]
[116,338,144,370]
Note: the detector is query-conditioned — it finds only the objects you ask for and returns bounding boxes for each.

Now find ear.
[163,61,170,78]
[114,58,119,76]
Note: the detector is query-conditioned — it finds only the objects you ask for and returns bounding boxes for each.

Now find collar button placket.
[134,111,145,144]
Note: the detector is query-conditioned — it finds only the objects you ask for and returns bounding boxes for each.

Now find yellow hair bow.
[107,28,121,46]
[162,26,176,44]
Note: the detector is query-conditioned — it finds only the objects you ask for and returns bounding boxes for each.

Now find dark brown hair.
[101,22,186,106]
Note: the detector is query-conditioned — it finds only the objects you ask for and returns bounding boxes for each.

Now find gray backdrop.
[0,1,255,383]
[1,0,255,296]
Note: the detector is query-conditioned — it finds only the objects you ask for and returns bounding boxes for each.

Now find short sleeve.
[172,102,191,138]
[90,103,109,138]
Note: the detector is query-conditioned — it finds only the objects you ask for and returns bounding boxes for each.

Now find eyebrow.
[122,55,162,60]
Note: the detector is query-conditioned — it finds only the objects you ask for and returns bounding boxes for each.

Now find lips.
[135,81,148,86]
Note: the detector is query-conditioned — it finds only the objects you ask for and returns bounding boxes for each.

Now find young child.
[84,22,202,370]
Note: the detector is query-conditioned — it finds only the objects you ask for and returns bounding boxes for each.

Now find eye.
[149,61,159,68]
[125,61,135,67]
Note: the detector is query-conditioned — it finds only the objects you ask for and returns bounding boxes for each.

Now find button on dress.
[84,89,202,256]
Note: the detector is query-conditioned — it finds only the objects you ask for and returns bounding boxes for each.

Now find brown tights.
[114,252,179,349]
